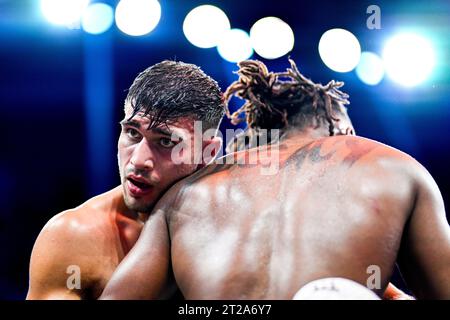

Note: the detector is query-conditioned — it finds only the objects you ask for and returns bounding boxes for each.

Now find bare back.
[168,135,429,299]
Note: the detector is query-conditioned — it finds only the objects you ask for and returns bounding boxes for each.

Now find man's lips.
[126,176,153,197]
[128,174,152,185]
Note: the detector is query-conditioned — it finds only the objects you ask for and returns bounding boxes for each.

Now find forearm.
[99,256,170,300]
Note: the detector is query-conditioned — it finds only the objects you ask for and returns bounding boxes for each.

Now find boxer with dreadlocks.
[101,59,450,300]
[223,59,354,152]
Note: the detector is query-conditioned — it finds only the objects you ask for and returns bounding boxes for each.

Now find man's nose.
[130,139,155,171]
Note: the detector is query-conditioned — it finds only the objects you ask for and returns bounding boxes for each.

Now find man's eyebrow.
[119,120,141,129]
[151,127,174,137]
[120,120,177,137]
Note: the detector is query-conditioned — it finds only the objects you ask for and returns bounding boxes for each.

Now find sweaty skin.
[101,133,450,299]
[26,60,226,300]
[26,187,176,299]
[27,110,210,300]
[27,187,146,299]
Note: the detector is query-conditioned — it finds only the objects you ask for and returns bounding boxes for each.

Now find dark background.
[0,0,449,299]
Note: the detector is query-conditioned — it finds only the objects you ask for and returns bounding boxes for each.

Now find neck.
[280,125,330,142]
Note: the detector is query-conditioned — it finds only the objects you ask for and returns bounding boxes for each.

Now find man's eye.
[159,137,176,148]
[126,128,141,140]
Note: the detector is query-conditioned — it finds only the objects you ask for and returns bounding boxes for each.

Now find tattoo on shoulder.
[282,138,378,170]
[343,139,377,167]
[283,141,336,170]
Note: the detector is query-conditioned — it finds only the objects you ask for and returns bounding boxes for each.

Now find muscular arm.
[27,211,91,300]
[99,206,171,299]
[398,165,450,299]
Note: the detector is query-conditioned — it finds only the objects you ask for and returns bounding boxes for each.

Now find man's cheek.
[166,164,190,181]
[170,142,196,165]
[118,142,134,162]
[180,164,198,178]
[117,152,125,170]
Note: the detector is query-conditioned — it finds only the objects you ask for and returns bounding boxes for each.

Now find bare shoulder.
[328,135,436,200]
[37,186,122,247]
[327,135,421,171]
[28,187,122,299]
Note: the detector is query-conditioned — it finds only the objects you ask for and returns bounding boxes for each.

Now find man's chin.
[123,194,155,213]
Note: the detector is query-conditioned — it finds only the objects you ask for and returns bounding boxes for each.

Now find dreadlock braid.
[223,59,350,150]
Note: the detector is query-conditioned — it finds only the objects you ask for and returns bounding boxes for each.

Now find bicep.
[100,209,171,300]
[27,221,82,300]
[398,168,450,299]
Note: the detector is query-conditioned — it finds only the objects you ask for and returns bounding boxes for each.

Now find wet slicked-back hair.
[126,60,225,131]
[223,59,350,140]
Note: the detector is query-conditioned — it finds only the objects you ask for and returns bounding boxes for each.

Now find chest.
[85,220,143,298]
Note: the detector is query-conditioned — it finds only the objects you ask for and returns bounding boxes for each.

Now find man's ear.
[335,106,355,136]
[332,114,355,136]
[198,136,223,168]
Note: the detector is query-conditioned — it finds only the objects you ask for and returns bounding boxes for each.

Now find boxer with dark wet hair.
[101,59,448,299]
[27,60,224,299]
